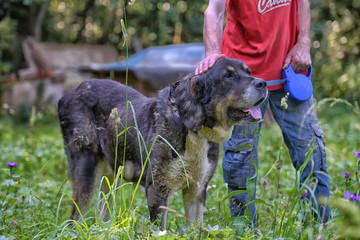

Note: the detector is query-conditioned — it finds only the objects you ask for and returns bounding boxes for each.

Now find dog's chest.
[165,132,212,194]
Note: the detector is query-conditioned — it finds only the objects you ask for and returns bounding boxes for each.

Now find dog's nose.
[254,78,267,89]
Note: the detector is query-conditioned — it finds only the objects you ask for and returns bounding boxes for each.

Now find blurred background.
[0,0,359,117]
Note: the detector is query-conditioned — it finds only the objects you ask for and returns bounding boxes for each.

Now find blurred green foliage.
[0,0,359,102]
[43,0,207,49]
[0,18,15,74]
[311,0,360,102]
[331,199,360,239]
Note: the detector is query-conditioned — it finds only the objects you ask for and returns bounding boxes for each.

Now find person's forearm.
[297,0,311,44]
[203,0,226,57]
[195,0,226,75]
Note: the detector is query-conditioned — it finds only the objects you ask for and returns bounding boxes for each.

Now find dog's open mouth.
[228,106,262,121]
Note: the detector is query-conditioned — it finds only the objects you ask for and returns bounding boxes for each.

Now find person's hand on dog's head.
[195,53,227,75]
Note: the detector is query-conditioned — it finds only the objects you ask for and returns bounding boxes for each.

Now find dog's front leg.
[146,183,169,230]
[182,185,206,225]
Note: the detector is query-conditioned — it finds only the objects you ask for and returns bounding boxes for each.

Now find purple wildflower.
[301,189,308,199]
[354,151,360,159]
[344,191,360,201]
[6,162,18,168]
[344,191,351,199]
[353,194,360,201]
[344,170,350,179]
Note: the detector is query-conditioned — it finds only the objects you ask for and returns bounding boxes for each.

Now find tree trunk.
[33,1,49,41]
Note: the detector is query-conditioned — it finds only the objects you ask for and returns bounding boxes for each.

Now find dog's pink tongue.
[245,107,262,120]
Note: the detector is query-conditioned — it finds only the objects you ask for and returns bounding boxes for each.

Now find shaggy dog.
[58,58,268,229]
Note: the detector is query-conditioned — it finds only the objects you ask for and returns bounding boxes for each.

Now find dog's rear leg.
[182,185,206,225]
[69,150,97,222]
[97,160,114,222]
[146,184,169,230]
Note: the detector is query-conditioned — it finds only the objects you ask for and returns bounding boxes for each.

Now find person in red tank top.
[222,0,300,90]
[196,0,330,230]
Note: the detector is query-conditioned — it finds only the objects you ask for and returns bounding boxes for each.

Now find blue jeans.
[222,89,330,225]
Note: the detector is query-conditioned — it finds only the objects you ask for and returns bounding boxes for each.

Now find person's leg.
[269,89,330,223]
[222,98,269,226]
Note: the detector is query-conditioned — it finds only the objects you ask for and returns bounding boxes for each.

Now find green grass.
[0,100,359,239]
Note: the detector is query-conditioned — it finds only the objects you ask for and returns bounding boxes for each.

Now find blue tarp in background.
[82,43,205,89]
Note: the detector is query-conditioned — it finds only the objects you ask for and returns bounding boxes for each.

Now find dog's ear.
[192,73,218,128]
[174,75,205,132]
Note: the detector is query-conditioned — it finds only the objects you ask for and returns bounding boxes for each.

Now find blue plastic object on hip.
[267,64,313,103]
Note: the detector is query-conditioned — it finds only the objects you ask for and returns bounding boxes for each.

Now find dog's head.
[174,58,268,142]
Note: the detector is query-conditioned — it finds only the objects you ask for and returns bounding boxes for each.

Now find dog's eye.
[224,70,233,79]
[246,68,251,75]
[224,66,235,79]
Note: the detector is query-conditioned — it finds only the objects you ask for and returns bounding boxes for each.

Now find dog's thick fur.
[58,58,267,229]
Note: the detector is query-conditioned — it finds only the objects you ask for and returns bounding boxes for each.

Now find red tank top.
[222,0,299,91]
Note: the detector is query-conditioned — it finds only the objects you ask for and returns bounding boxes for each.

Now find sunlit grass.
[0,100,359,239]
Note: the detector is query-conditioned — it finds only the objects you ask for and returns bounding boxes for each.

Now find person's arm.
[283,0,312,72]
[195,0,227,75]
